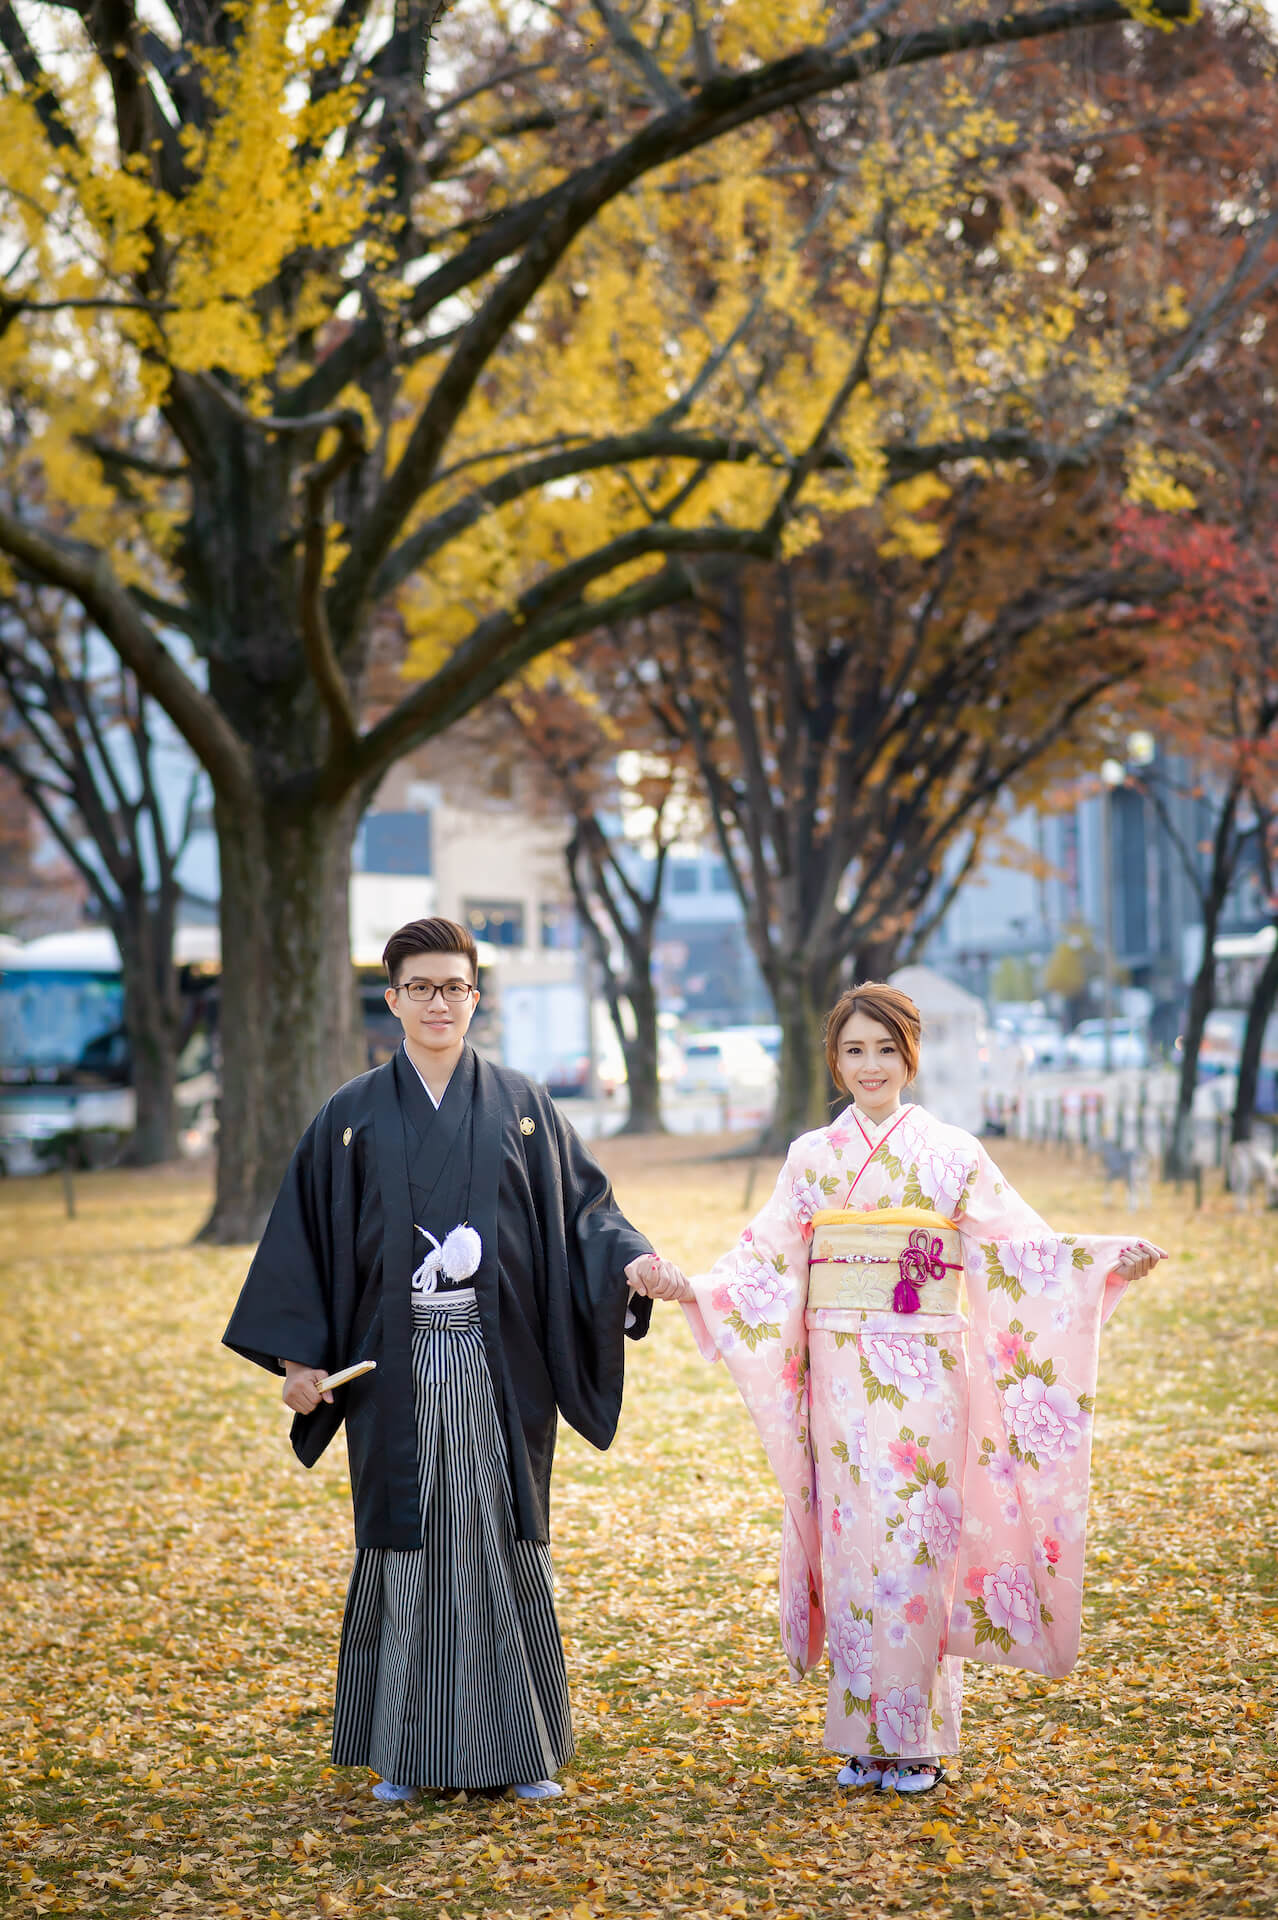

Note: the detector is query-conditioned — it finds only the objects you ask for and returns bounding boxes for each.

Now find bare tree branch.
[0,507,253,804]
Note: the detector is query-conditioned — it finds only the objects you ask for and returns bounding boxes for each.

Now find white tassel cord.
[411,1223,483,1294]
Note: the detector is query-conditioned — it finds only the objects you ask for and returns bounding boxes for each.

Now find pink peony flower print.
[911,1143,973,1214]
[874,1566,915,1611]
[902,1478,964,1563]
[875,1684,930,1750]
[828,1610,873,1696]
[831,1505,843,1537]
[986,1451,1019,1495]
[781,1354,804,1394]
[784,1582,810,1658]
[964,1564,989,1597]
[728,1257,790,1329]
[863,1334,944,1403]
[904,1594,928,1625]
[846,1417,869,1475]
[789,1173,827,1228]
[982,1562,1041,1646]
[995,1330,1026,1369]
[1044,1536,1061,1565]
[1000,1239,1065,1300]
[889,1438,920,1476]
[1003,1372,1085,1462]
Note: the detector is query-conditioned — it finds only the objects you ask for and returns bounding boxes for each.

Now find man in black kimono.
[223,916,671,1802]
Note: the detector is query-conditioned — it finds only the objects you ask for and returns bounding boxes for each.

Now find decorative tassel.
[411,1227,442,1294]
[412,1222,483,1293]
[439,1223,482,1281]
[894,1230,937,1315]
[893,1274,922,1314]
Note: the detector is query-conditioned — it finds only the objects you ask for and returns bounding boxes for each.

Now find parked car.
[1064,1018,1149,1071]
[710,1023,782,1060]
[543,1030,683,1098]
[678,1031,777,1094]
[1017,1017,1069,1070]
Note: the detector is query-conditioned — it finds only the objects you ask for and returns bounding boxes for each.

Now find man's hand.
[625,1253,693,1302]
[282,1360,335,1414]
[1114,1240,1165,1283]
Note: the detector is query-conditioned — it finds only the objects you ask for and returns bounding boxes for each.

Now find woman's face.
[835,1010,910,1121]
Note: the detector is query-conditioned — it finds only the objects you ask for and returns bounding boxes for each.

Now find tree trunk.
[1231,923,1278,1146]
[108,883,183,1165]
[118,932,181,1165]
[200,786,363,1242]
[848,938,902,985]
[1165,786,1242,1181]
[616,970,665,1135]
[1166,942,1217,1181]
[764,968,833,1152]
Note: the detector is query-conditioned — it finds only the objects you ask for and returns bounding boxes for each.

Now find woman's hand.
[282,1360,335,1414]
[1114,1240,1165,1283]
[624,1253,694,1302]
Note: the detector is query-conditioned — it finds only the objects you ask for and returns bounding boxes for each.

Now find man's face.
[385,950,479,1053]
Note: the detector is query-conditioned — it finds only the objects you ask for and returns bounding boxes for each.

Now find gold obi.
[808,1207,964,1315]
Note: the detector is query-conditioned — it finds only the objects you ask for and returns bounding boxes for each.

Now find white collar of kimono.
[404,1046,452,1111]
[843,1098,905,1140]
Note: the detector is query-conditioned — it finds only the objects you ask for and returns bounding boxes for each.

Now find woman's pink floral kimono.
[683,1100,1146,1762]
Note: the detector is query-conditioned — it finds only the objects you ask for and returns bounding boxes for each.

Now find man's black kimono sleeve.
[222,1113,337,1376]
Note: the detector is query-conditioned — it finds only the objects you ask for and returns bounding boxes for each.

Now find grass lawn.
[0,1135,1275,1919]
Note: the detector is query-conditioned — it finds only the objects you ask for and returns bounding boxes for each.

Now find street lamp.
[1099,759,1125,1075]
[1098,732,1157,1075]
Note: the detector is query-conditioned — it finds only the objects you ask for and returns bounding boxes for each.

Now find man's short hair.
[383,916,479,986]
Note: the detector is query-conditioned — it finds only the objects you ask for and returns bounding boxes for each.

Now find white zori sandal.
[371,1780,419,1802]
[837,1755,885,1787]
[880,1759,946,1794]
[512,1779,564,1800]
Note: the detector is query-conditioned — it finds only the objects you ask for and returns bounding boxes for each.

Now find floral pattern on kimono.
[683,1101,1148,1758]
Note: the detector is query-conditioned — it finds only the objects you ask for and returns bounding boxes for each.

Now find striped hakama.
[331,1292,573,1790]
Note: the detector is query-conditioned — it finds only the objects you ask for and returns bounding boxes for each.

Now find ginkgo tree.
[0,0,1261,1235]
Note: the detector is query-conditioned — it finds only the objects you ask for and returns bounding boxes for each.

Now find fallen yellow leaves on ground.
[1,1138,1275,1918]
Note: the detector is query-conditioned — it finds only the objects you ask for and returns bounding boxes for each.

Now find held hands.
[624,1253,694,1302]
[282,1360,335,1415]
[1114,1239,1165,1283]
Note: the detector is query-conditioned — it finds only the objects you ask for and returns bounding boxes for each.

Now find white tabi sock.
[371,1780,419,1802]
[512,1779,564,1800]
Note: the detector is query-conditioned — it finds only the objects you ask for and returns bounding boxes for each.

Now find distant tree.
[634,485,1163,1145]
[991,955,1040,1006]
[499,665,699,1133]
[1041,923,1107,1033]
[0,589,204,1163]
[1116,498,1278,1170]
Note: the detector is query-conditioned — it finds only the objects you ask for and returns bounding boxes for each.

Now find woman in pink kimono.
[635,983,1163,1794]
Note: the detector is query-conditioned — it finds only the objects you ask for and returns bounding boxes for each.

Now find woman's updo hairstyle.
[824,982,923,1089]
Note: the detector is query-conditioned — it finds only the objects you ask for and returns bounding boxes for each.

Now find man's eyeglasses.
[394,978,477,1004]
